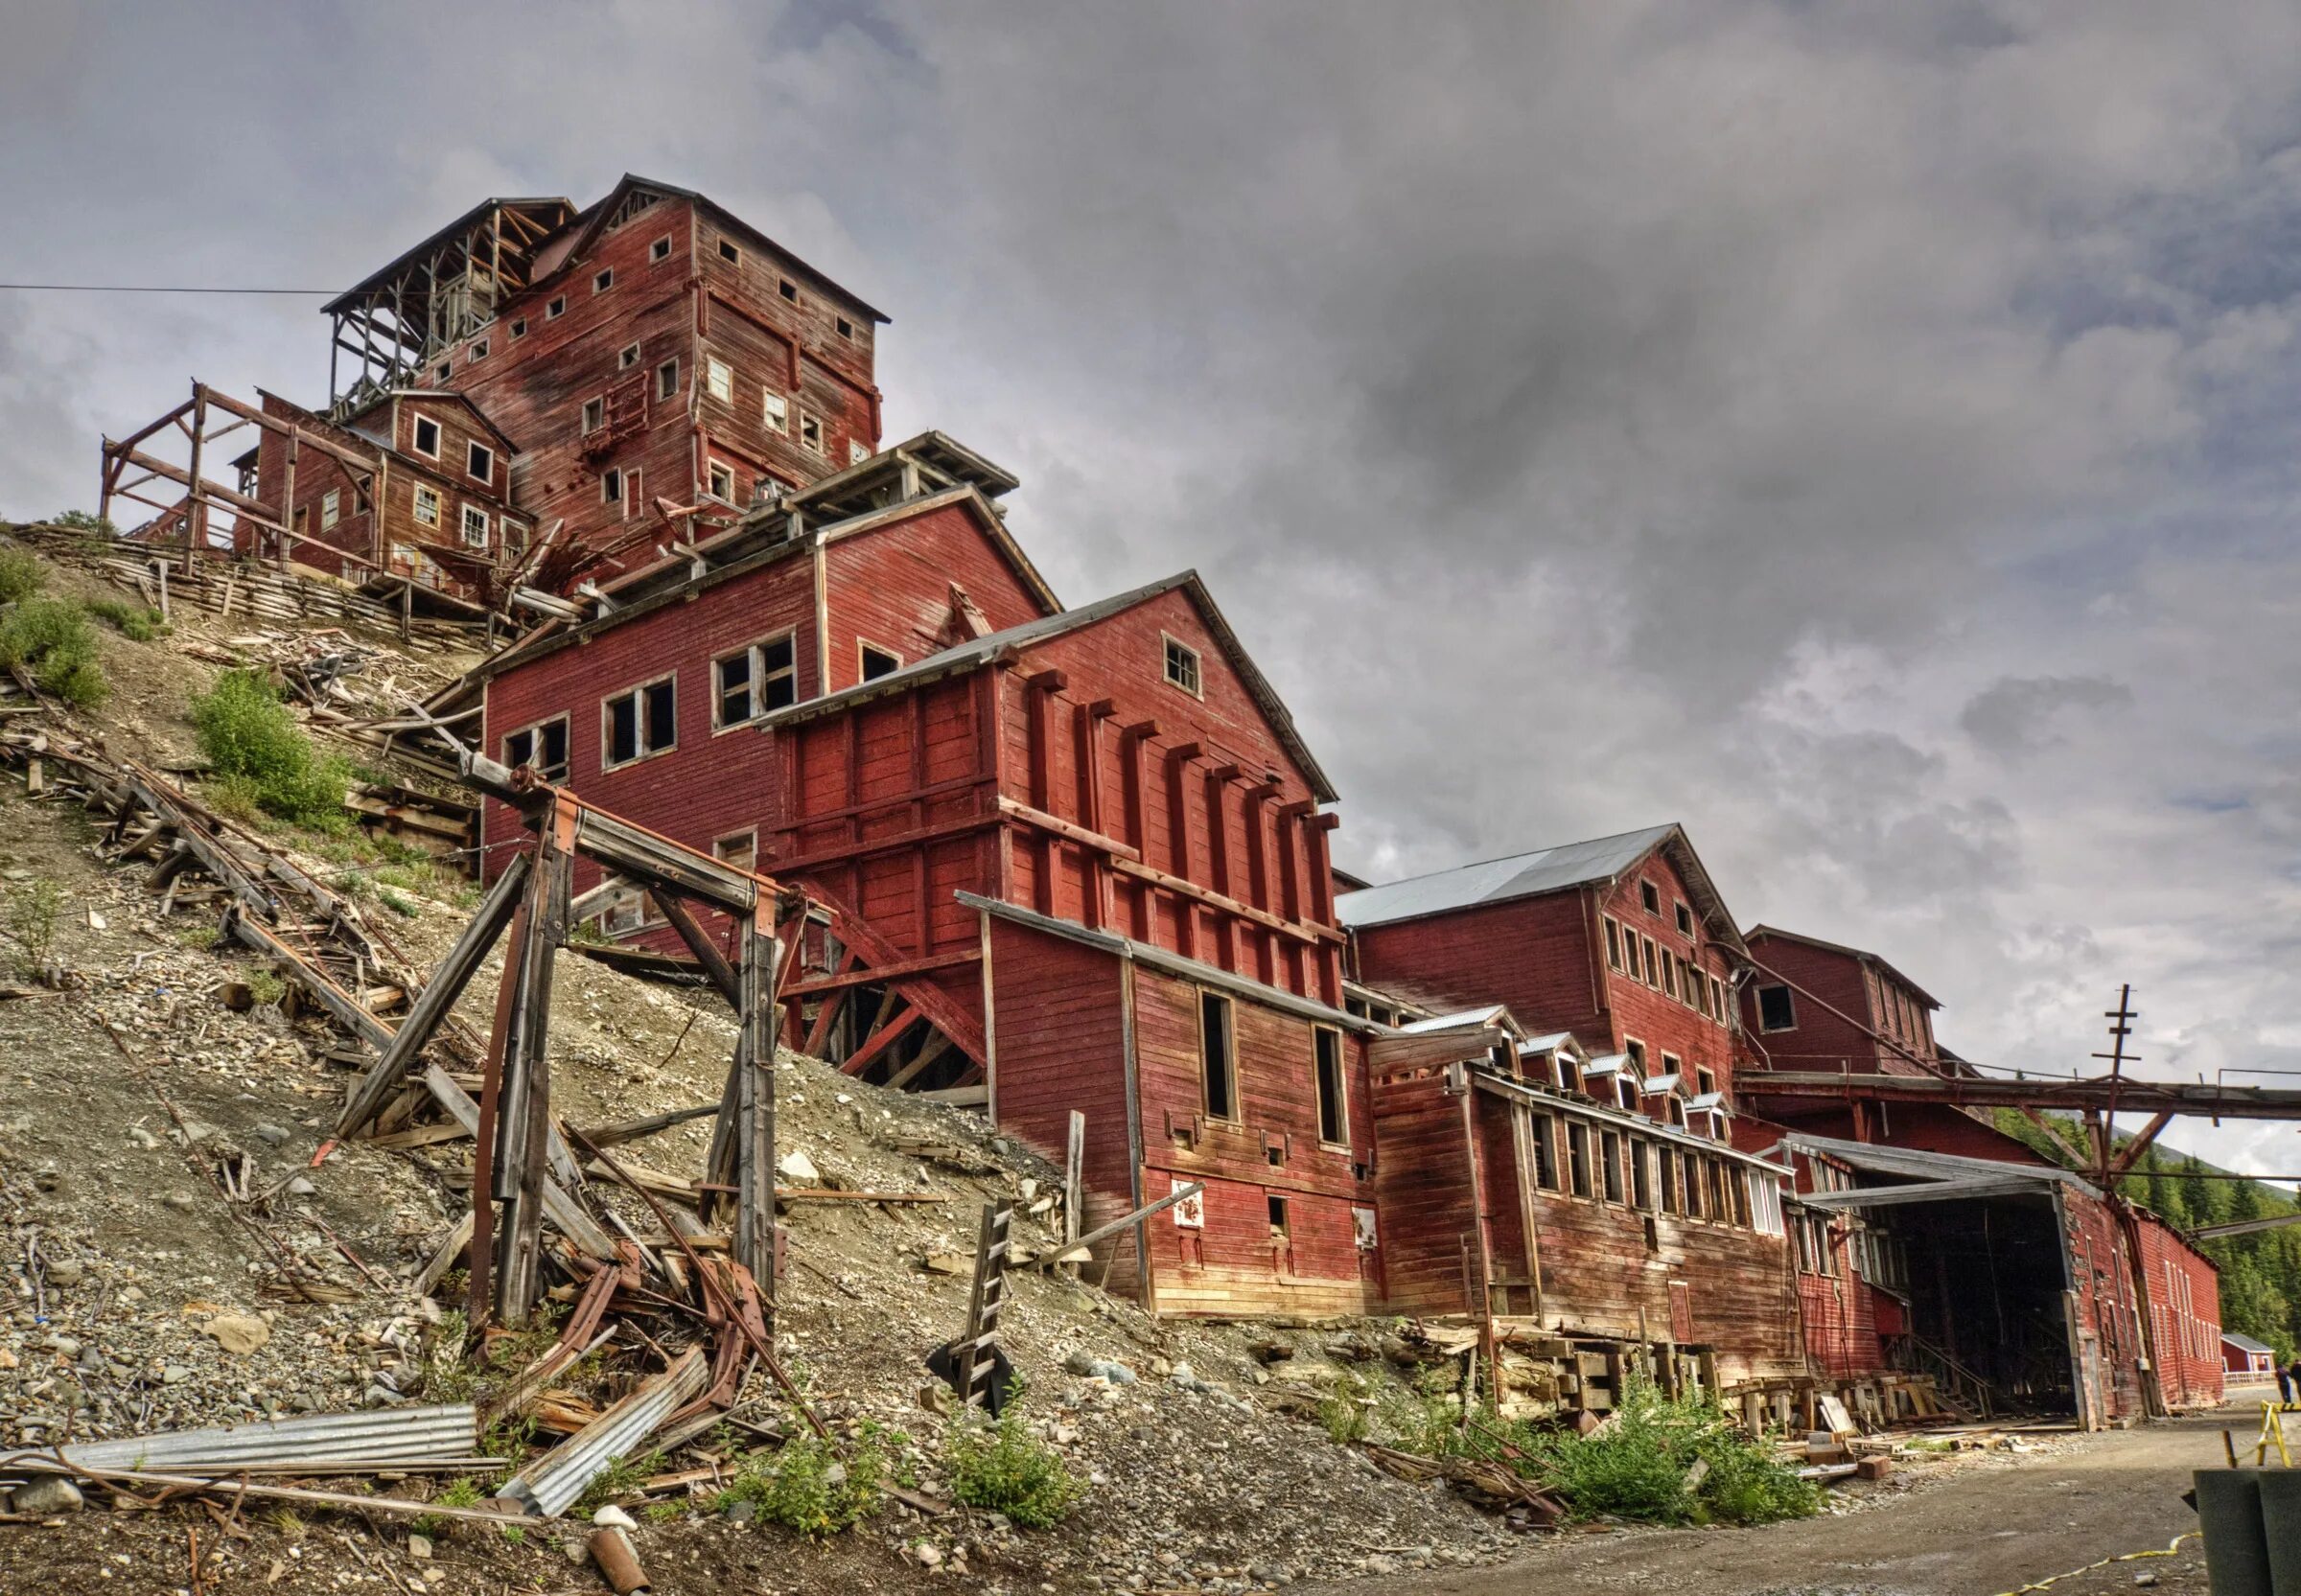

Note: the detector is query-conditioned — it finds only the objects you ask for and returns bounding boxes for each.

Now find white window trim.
[467,441,495,484]
[657,359,680,401]
[712,631,799,733]
[546,295,567,319]
[319,488,340,530]
[1312,1024,1350,1149]
[762,391,788,433]
[412,485,441,527]
[470,336,489,362]
[600,467,622,505]
[706,356,733,404]
[649,234,674,263]
[857,638,902,682]
[582,396,605,434]
[460,504,490,547]
[619,342,641,370]
[1162,631,1203,699]
[711,827,759,871]
[593,267,615,294]
[600,671,679,772]
[797,408,825,455]
[509,316,527,339]
[706,459,736,502]
[410,415,441,459]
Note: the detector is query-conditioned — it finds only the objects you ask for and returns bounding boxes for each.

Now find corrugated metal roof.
[1517,1031,1578,1057]
[1774,1131,2102,1199]
[1400,1005,1509,1034]
[1336,825,1681,930]
[51,1405,478,1473]
[1582,1053,1628,1076]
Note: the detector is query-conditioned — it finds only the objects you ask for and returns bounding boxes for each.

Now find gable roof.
[1744,924,1942,1010]
[2225,1332,2275,1354]
[1336,822,1751,959]
[551,174,890,323]
[344,388,522,453]
[760,569,1339,802]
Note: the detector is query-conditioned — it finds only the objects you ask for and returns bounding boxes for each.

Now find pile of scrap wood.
[1359,1441,1564,1527]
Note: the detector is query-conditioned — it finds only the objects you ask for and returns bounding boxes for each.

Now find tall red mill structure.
[94,175,2230,1427]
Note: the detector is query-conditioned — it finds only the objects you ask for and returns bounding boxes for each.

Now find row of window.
[1526,1109,1783,1235]
[1525,1046,1722,1137]
[500,634,900,778]
[1196,991,1351,1150]
[1603,912,1730,1025]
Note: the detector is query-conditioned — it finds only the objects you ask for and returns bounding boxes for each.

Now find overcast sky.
[6,2,2300,1174]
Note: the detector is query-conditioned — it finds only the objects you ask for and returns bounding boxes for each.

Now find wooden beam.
[841,1004,919,1077]
[782,946,979,998]
[647,888,742,1009]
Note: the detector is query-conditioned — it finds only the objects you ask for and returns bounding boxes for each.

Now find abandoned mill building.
[96,174,2231,1430]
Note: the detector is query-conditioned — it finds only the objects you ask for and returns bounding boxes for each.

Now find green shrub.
[377,885,419,918]
[45,510,116,536]
[244,969,287,1007]
[411,1475,483,1538]
[86,596,164,642]
[3,880,63,977]
[1515,1379,1820,1527]
[0,545,44,605]
[191,669,353,830]
[716,1432,883,1537]
[576,1448,664,1515]
[1318,1374,1371,1445]
[0,597,107,709]
[947,1407,1083,1529]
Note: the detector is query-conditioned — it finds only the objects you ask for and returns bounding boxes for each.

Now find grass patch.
[1512,1379,1820,1527]
[947,1405,1083,1529]
[716,1432,885,1537]
[2,879,63,978]
[377,885,420,918]
[192,669,353,831]
[86,595,166,641]
[411,1476,483,1538]
[244,969,287,1007]
[576,1448,665,1515]
[0,597,107,708]
[0,545,44,605]
[174,924,220,951]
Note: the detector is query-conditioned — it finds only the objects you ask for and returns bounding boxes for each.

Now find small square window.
[707,461,735,501]
[718,239,741,265]
[467,441,494,483]
[762,391,788,432]
[1757,984,1797,1032]
[509,317,527,339]
[470,337,489,362]
[412,486,440,527]
[1639,879,1662,914]
[779,279,798,302]
[546,296,567,319]
[797,411,824,454]
[593,267,615,294]
[712,830,756,871]
[460,504,489,547]
[319,488,340,531]
[582,397,605,433]
[657,359,680,402]
[859,642,901,682]
[835,315,853,338]
[1163,635,1201,697]
[706,357,732,404]
[650,235,672,263]
[848,438,870,465]
[1675,902,1694,937]
[435,361,452,383]
[603,677,676,768]
[619,342,641,370]
[412,415,440,457]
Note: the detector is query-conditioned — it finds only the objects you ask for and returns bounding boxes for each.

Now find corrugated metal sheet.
[505,1350,706,1518]
[1336,825,1680,930]
[1516,1031,1579,1058]
[1399,1005,1509,1034]
[51,1404,478,1473]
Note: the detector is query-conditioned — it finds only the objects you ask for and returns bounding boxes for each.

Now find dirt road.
[1308,1415,2228,1596]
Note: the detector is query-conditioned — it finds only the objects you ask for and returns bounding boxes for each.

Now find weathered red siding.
[2133,1210,2223,1408]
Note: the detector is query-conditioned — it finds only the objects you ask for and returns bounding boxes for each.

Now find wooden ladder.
[956,1203,1012,1409]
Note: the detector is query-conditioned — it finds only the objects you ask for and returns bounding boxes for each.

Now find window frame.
[500,712,570,784]
[546,294,567,320]
[1675,901,1694,937]
[1312,1024,1349,1148]
[835,314,854,339]
[582,396,605,434]
[1632,1141,1656,1211]
[1600,1129,1624,1204]
[319,487,340,531]
[858,640,902,682]
[650,234,674,264]
[469,336,489,363]
[705,356,733,405]
[411,415,441,458]
[1639,878,1662,914]
[509,316,527,340]
[600,672,678,772]
[711,828,758,873]
[459,503,489,548]
[1756,983,1798,1032]
[1603,916,1623,971]
[1566,1122,1593,1199]
[1530,1113,1560,1192]
[593,266,615,294]
[619,341,641,370]
[1162,633,1203,698]
[706,459,736,502]
[797,409,825,455]
[657,359,680,402]
[1640,937,1660,985]
[779,277,799,302]
[717,238,742,266]
[467,440,495,484]
[762,390,788,433]
[712,631,799,731]
[412,485,441,528]
[1197,989,1239,1122]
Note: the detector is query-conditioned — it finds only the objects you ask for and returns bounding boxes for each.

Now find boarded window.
[849,438,871,465]
[706,357,733,404]
[502,716,569,783]
[1632,1142,1655,1210]
[860,642,900,682]
[1756,984,1797,1031]
[1531,1115,1559,1191]
[714,634,797,727]
[1163,636,1201,696]
[412,416,440,457]
[319,488,340,531]
[1660,1148,1683,1214]
[604,678,676,768]
[713,831,756,872]
[1601,1130,1623,1203]
[1199,991,1236,1120]
[467,441,494,483]
[1567,1123,1592,1198]
[1313,1026,1346,1145]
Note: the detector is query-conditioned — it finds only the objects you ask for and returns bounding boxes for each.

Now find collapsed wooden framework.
[334,743,806,1328]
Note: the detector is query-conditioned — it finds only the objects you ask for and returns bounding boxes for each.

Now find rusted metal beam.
[1743,1070,2301,1121]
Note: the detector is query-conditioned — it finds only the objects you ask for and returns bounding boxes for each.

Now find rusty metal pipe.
[588,1527,650,1595]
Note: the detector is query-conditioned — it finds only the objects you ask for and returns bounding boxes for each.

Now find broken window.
[779,278,798,302]
[470,337,489,362]
[713,634,797,727]
[1632,1142,1655,1210]
[320,488,340,531]
[502,715,569,783]
[1616,1076,1639,1112]
[762,391,788,433]
[1604,917,1622,971]
[601,467,622,505]
[460,504,489,547]
[1639,879,1661,914]
[1640,937,1659,985]
[1662,955,1679,1001]
[718,239,741,266]
[836,315,854,338]
[713,831,757,872]
[467,441,494,483]
[707,460,735,501]
[1684,1153,1706,1218]
[435,362,452,383]
[1660,1148,1683,1214]
[412,415,440,457]
[849,438,871,465]
[1531,1115,1559,1191]
[859,641,901,682]
[1567,1123,1592,1198]
[1313,1026,1347,1145]
[1696,1066,1717,1098]
[657,359,680,401]
[619,342,641,371]
[1709,976,1727,1023]
[706,357,732,404]
[510,317,527,339]
[593,267,615,294]
[1601,1130,1623,1203]
[412,486,441,527]
[547,295,567,319]
[650,235,673,264]
[1199,991,1236,1120]
[1163,635,1201,697]
[1756,984,1797,1032]
[583,397,605,433]
[798,410,824,454]
[603,677,676,768]
[1675,902,1694,937]
[1267,1195,1290,1237]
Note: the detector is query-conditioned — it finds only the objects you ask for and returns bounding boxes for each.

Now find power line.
[0,283,338,295]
